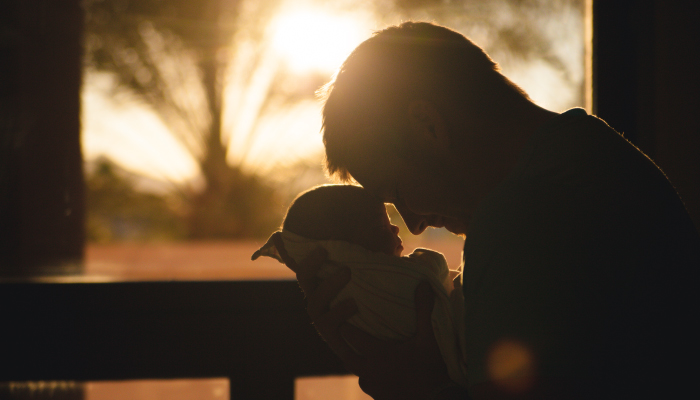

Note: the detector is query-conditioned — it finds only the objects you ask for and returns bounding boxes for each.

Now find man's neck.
[490,99,558,169]
[446,99,558,225]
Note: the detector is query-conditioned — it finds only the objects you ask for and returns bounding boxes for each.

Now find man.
[289,22,698,399]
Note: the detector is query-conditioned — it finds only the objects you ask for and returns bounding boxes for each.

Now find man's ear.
[407,100,449,145]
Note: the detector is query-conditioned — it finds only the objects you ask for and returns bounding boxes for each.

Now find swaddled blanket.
[252,230,468,387]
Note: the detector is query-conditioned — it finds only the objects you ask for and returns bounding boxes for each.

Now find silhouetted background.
[1,0,698,399]
[593,0,700,230]
[3,0,596,275]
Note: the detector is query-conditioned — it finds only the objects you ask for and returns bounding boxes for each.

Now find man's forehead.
[350,172,392,201]
[347,153,402,196]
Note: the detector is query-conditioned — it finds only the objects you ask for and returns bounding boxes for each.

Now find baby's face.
[352,204,403,256]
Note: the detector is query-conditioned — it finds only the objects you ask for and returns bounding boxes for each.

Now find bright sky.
[81,0,586,186]
[271,8,369,73]
[222,3,373,176]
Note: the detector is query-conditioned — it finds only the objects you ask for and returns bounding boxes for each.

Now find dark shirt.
[461,108,699,398]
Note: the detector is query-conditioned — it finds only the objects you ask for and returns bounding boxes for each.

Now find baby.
[280,183,405,256]
[252,184,467,386]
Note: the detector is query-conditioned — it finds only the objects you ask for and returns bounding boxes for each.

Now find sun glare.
[271,9,368,73]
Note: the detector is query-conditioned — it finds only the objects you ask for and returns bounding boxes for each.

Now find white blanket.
[252,230,468,387]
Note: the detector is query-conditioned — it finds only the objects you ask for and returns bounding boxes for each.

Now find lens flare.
[487,339,536,393]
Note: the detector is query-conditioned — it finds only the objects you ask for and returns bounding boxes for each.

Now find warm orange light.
[487,339,536,394]
[271,9,368,73]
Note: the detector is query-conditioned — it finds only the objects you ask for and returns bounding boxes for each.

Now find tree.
[85,157,186,242]
[83,0,298,238]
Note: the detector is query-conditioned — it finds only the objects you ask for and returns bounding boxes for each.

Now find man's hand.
[287,246,461,399]
[343,281,457,400]
[290,247,365,367]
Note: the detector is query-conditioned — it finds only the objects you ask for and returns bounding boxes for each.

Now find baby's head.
[283,185,403,256]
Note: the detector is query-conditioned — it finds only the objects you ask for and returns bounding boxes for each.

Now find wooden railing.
[0,280,347,399]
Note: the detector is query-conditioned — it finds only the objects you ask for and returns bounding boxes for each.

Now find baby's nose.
[390,224,400,234]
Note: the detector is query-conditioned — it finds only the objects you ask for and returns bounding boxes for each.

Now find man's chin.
[444,219,468,236]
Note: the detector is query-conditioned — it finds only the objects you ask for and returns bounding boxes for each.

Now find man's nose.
[394,203,429,235]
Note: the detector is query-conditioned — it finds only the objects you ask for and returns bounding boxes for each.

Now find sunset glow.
[271,9,369,73]
[81,0,587,186]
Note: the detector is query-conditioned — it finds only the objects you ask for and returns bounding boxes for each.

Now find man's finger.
[314,298,358,331]
[306,267,351,319]
[323,330,366,376]
[340,323,395,356]
[295,247,328,293]
[313,303,366,374]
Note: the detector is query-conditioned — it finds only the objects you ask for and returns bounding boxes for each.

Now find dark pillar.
[647,2,700,231]
[593,0,700,229]
[0,0,85,274]
[592,0,656,152]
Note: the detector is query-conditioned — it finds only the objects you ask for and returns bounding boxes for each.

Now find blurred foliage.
[85,157,283,242]
[82,0,302,240]
[186,168,283,238]
[85,158,186,243]
[81,0,584,241]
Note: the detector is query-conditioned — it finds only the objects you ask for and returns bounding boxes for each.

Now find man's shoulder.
[461,111,699,398]
[475,107,689,233]
[464,107,698,284]
[520,110,651,181]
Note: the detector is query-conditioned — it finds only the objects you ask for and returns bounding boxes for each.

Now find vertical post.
[592,0,656,154]
[593,0,700,228]
[647,2,700,229]
[0,0,85,275]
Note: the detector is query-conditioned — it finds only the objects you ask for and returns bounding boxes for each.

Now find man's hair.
[318,21,529,182]
[283,185,382,241]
